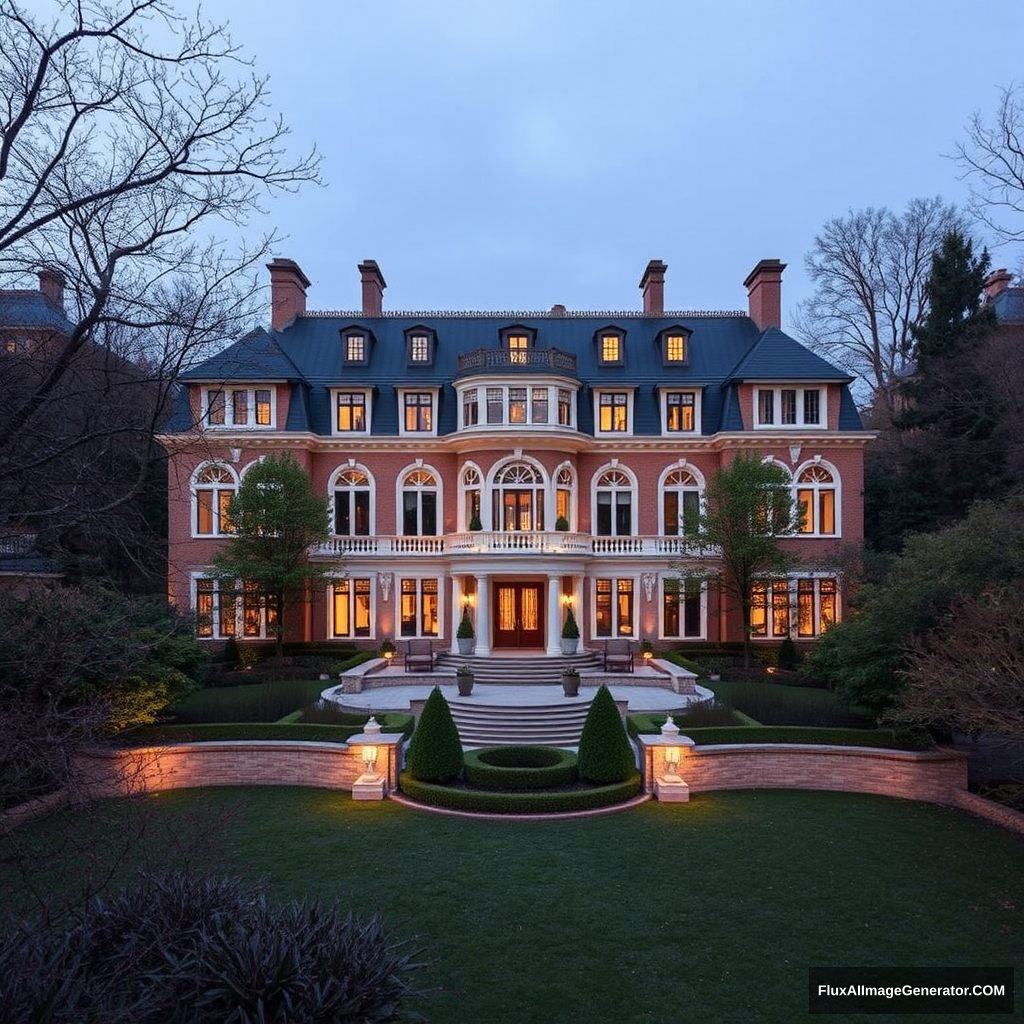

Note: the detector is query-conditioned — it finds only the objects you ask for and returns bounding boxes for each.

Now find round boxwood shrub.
[463,746,578,790]
[405,686,464,783]
[577,684,636,784]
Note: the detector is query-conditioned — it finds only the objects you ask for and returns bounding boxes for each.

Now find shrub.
[399,771,642,814]
[779,636,801,671]
[561,606,580,639]
[123,715,415,746]
[456,610,474,639]
[0,871,423,1024]
[577,684,636,784]
[679,726,933,749]
[463,746,578,790]
[405,687,464,783]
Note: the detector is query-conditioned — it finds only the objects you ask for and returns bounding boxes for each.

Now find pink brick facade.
[162,257,873,656]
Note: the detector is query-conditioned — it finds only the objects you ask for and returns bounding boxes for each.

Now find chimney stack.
[266,258,310,331]
[358,260,387,317]
[38,267,65,311]
[983,268,1013,305]
[640,260,667,316]
[744,258,787,331]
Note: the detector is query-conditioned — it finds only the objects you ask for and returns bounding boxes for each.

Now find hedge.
[625,721,933,750]
[398,771,643,814]
[463,747,578,790]
[121,715,414,746]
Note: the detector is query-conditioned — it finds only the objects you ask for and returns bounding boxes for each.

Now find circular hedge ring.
[463,745,578,790]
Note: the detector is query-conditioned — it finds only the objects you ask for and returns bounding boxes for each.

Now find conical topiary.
[577,684,636,783]
[405,686,464,783]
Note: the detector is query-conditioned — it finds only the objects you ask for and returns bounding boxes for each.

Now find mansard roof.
[180,327,302,382]
[0,290,73,333]
[725,327,854,383]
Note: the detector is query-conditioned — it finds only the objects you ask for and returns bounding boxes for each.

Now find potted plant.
[561,665,580,697]
[468,513,482,531]
[560,606,580,655]
[554,514,569,531]
[456,664,474,696]
[380,638,396,663]
[641,639,653,663]
[456,608,475,654]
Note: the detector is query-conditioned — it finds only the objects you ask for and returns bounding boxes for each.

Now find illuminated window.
[556,466,574,528]
[493,462,545,532]
[333,578,372,637]
[598,331,624,365]
[335,391,367,432]
[666,392,695,432]
[509,388,527,423]
[595,577,634,637]
[345,333,366,363]
[403,392,433,432]
[463,388,479,427]
[407,332,433,364]
[192,464,237,537]
[750,580,791,638]
[462,466,482,529]
[194,578,275,639]
[201,387,276,429]
[558,389,572,426]
[756,387,824,428]
[400,578,439,637]
[666,335,686,362]
[507,333,529,364]
[797,578,837,637]
[597,392,629,432]
[797,464,837,535]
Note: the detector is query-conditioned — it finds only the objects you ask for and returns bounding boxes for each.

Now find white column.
[474,573,490,656]
[546,574,562,656]
[573,574,585,650]
[449,574,460,654]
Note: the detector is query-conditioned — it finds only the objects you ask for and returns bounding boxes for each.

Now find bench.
[404,638,435,673]
[603,638,635,673]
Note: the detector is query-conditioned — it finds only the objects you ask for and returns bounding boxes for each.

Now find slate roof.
[994,287,1024,323]
[0,290,73,333]
[171,308,865,435]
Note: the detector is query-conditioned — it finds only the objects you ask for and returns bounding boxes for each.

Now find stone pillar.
[449,575,461,654]
[474,573,490,656]
[546,574,562,656]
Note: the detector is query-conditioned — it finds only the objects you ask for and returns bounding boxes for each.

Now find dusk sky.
[202,0,1023,329]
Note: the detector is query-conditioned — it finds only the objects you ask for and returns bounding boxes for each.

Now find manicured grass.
[4,788,1022,1023]
[169,677,332,723]
[706,678,874,727]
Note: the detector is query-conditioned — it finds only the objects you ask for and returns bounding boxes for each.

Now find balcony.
[455,347,577,377]
[309,533,695,558]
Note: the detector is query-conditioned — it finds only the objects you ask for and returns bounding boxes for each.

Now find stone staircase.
[436,651,602,747]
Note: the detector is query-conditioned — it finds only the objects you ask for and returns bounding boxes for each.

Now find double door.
[493,582,544,648]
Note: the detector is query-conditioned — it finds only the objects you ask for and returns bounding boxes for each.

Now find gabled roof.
[179,327,302,382]
[0,290,74,333]
[725,327,854,384]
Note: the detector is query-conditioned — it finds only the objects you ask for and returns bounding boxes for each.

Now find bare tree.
[958,83,1024,245]
[792,198,966,416]
[0,0,319,581]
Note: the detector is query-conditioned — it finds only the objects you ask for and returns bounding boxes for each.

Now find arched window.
[594,468,634,536]
[555,465,575,529]
[400,468,439,536]
[192,463,237,537]
[797,464,837,535]
[461,465,482,529]
[660,468,701,536]
[331,467,372,537]
[492,462,545,532]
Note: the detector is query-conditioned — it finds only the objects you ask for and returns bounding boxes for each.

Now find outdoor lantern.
[664,746,681,774]
[362,745,379,774]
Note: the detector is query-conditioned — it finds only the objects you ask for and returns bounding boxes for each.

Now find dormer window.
[499,325,536,365]
[405,327,436,366]
[596,328,625,366]
[755,386,824,428]
[202,386,276,429]
[341,328,371,365]
[660,327,691,365]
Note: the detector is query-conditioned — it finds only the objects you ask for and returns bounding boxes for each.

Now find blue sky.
[204,0,1023,328]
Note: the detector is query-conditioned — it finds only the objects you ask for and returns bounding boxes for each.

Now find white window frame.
[332,388,372,435]
[330,577,374,639]
[397,387,439,437]
[398,575,442,639]
[329,465,374,537]
[192,575,274,640]
[593,388,635,436]
[397,464,442,537]
[201,385,277,429]
[749,575,841,640]
[794,459,841,537]
[660,576,706,640]
[593,575,638,638]
[191,462,238,538]
[592,464,637,537]
[658,387,702,435]
[658,464,705,536]
[754,385,826,429]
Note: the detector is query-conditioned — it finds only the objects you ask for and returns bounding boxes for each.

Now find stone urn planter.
[456,670,474,696]
[561,669,580,697]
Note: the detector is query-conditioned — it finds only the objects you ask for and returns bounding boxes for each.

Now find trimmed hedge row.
[123,715,414,746]
[398,771,643,814]
[463,747,578,791]
[625,719,933,750]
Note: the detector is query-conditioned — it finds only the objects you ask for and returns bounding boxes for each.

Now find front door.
[493,583,544,648]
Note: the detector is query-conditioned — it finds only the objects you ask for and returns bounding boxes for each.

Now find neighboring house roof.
[174,308,865,436]
[993,287,1024,323]
[0,290,74,333]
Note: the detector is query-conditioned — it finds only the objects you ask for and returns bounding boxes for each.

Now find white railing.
[310,532,700,558]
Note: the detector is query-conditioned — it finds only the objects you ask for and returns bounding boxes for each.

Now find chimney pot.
[266,258,310,331]
[550,303,567,317]
[744,258,787,330]
[358,260,387,317]
[38,267,65,311]
[640,259,667,316]
[983,268,1013,305]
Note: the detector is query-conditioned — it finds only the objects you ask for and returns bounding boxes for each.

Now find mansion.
[163,257,872,655]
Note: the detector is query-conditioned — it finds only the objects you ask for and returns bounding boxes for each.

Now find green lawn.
[3,787,1021,1023]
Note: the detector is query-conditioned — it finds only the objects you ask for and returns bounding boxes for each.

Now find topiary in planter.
[577,684,635,784]
[405,686,464,783]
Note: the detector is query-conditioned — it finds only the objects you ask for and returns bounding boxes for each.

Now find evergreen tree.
[209,454,336,659]
[577,685,635,784]
[405,687,464,783]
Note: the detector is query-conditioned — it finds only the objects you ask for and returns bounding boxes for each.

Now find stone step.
[448,695,593,747]
[438,652,600,686]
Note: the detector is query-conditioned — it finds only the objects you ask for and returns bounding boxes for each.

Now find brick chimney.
[983,268,1013,305]
[266,258,310,331]
[744,258,787,330]
[38,267,65,311]
[358,260,387,317]
[640,259,667,316]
